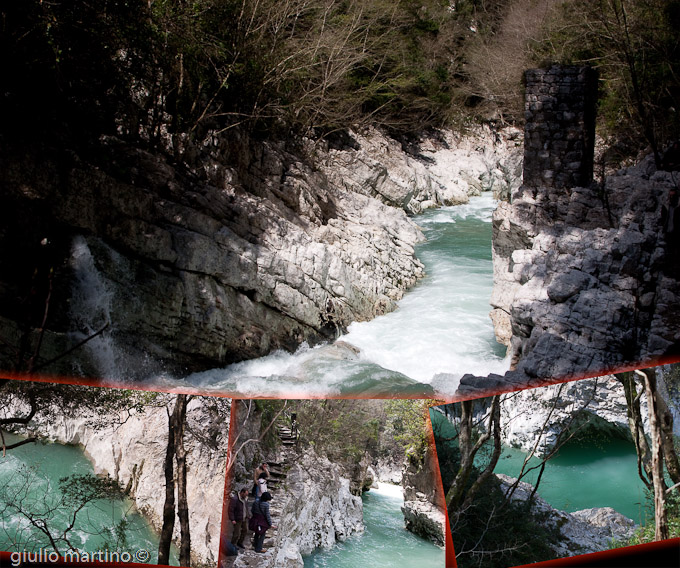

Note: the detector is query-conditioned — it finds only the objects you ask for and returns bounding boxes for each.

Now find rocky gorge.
[7,105,676,397]
[1,124,520,388]
[2,391,229,567]
[459,66,680,398]
[436,364,680,561]
[226,400,445,567]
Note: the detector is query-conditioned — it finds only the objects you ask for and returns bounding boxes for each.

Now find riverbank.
[2,389,228,567]
[0,431,170,561]
[180,193,508,397]
[0,125,520,387]
[431,367,680,564]
[303,483,444,568]
[462,150,680,397]
[226,400,446,567]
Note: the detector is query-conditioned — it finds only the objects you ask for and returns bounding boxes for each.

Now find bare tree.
[158,393,193,566]
[225,399,288,476]
[445,395,502,514]
[0,468,127,555]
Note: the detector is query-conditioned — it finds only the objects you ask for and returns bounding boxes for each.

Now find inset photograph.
[222,399,446,567]
[432,364,680,567]
[0,380,229,567]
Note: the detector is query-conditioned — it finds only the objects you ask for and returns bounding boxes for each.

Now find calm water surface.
[431,410,649,523]
[0,433,175,563]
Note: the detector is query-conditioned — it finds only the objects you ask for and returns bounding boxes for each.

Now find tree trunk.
[158,401,178,565]
[446,400,475,513]
[615,372,653,489]
[638,368,669,541]
[656,377,680,485]
[446,397,499,514]
[175,394,191,567]
[461,396,502,512]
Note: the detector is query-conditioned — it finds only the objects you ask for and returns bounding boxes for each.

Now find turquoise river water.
[303,484,444,568]
[183,193,508,397]
[431,410,650,524]
[0,433,175,563]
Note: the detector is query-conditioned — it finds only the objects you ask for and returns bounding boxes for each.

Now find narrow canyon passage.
[182,194,508,397]
[302,484,444,568]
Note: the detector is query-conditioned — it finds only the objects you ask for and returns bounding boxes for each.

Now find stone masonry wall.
[523,65,598,190]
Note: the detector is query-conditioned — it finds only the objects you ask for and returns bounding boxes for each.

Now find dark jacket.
[228,493,247,522]
[251,499,272,527]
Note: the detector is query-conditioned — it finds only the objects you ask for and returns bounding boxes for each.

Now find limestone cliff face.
[498,375,641,457]
[1,125,520,381]
[315,126,523,214]
[467,155,680,395]
[232,450,364,568]
[5,396,228,567]
[1,133,424,379]
[272,452,364,568]
[400,444,447,546]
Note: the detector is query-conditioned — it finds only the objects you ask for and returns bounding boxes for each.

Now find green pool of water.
[431,410,651,524]
[493,437,649,523]
[303,484,444,567]
[0,432,176,563]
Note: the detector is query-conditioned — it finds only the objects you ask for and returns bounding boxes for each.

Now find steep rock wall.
[463,155,680,396]
[232,450,363,568]
[1,125,521,381]
[314,126,523,214]
[499,375,643,457]
[1,134,423,379]
[401,444,447,546]
[273,452,363,567]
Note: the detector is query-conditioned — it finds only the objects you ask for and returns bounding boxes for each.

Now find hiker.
[255,471,268,499]
[251,463,269,497]
[228,487,249,549]
[290,413,298,438]
[250,491,276,553]
[254,462,269,484]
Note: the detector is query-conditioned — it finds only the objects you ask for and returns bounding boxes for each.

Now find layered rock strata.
[1,135,424,379]
[4,396,228,567]
[462,155,680,396]
[1,124,521,381]
[314,125,523,214]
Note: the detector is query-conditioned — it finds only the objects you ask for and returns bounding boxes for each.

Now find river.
[303,484,444,568]
[0,433,175,563]
[182,194,508,397]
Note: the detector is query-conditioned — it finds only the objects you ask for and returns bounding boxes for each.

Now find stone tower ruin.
[523,65,598,189]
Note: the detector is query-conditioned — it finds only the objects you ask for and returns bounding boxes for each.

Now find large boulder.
[496,474,637,558]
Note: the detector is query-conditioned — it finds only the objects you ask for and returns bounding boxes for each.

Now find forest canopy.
[3,1,679,155]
